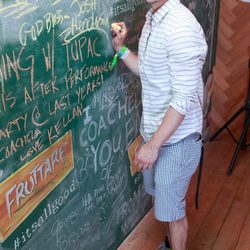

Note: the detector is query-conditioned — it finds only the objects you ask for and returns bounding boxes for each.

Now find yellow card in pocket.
[128,135,142,176]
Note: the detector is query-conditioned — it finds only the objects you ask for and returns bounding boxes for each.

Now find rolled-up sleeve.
[167,24,207,115]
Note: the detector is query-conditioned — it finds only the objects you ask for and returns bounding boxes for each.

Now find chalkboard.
[0,1,219,250]
[0,1,151,250]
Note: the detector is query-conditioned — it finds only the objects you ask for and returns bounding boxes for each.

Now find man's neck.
[151,0,168,14]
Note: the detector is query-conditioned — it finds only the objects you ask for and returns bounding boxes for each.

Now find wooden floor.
[118,127,250,250]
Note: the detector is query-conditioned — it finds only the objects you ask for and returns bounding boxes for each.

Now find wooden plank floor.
[118,128,250,250]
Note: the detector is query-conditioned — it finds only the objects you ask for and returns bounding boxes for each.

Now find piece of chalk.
[111,23,122,31]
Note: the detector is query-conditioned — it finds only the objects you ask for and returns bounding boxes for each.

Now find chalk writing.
[0,0,153,249]
[13,178,76,249]
[111,0,145,17]
[71,0,97,16]
[5,144,66,218]
[0,132,74,242]
[64,36,102,69]
[0,1,38,20]
[60,12,109,44]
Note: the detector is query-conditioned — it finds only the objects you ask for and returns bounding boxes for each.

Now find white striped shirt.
[138,0,208,144]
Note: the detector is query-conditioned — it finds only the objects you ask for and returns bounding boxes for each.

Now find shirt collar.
[146,0,180,24]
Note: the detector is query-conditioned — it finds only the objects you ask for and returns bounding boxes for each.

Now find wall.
[210,0,250,133]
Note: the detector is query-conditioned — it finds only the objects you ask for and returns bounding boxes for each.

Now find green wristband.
[111,46,128,70]
[117,46,128,58]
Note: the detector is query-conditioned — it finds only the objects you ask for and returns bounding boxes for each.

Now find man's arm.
[119,52,140,76]
[112,22,140,76]
[134,107,185,171]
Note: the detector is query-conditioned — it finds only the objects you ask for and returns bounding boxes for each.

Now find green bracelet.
[111,53,118,70]
[111,46,127,70]
[117,46,128,58]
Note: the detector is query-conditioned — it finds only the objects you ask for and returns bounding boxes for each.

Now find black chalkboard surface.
[0,1,219,250]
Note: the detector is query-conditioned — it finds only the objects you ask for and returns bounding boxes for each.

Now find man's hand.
[134,142,159,172]
[111,22,128,51]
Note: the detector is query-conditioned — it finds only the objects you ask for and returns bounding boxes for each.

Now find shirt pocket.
[143,33,169,72]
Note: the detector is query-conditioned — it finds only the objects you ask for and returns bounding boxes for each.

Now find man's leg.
[167,216,188,250]
[154,134,201,250]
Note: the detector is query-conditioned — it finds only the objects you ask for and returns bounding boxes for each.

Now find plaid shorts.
[143,133,202,222]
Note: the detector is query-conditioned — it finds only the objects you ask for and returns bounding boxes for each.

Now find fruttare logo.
[0,131,74,242]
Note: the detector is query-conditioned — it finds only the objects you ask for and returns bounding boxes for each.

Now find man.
[112,0,207,249]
